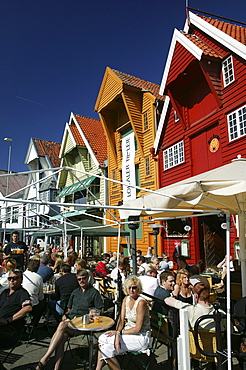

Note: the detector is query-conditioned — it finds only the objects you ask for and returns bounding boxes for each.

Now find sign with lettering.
[122,132,136,203]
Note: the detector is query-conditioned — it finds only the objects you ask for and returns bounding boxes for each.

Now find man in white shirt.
[139,264,159,297]
[22,259,47,327]
[137,255,148,275]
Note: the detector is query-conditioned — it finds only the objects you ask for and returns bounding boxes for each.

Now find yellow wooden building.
[95,67,165,255]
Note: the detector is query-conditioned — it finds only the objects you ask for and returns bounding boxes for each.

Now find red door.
[191,124,222,176]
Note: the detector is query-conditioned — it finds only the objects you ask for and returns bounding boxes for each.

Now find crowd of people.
[0,231,244,369]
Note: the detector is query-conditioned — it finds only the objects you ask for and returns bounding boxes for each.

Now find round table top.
[68,315,115,332]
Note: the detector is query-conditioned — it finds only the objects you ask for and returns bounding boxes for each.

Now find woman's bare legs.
[36,321,74,369]
[95,346,121,370]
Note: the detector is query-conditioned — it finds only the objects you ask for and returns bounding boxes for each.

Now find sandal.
[35,362,46,370]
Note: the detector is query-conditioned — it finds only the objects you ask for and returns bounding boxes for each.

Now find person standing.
[4,231,29,270]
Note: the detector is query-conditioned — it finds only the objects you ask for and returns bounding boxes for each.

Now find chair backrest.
[231,283,242,301]
[189,328,217,363]
[60,292,72,311]
[150,312,172,345]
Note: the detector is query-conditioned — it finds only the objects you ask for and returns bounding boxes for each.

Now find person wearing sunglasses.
[35,269,103,370]
[0,269,32,348]
[95,275,151,370]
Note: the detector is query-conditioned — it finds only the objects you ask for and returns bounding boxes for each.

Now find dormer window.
[174,110,179,122]
[222,55,234,87]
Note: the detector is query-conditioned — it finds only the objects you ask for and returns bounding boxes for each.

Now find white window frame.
[145,157,150,176]
[228,105,246,141]
[222,55,234,87]
[11,206,19,223]
[164,140,184,170]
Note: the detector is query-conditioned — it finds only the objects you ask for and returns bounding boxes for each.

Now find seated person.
[165,282,225,330]
[94,253,110,277]
[137,255,148,275]
[75,259,94,285]
[0,269,32,348]
[152,271,176,315]
[49,263,79,322]
[36,269,103,370]
[172,268,193,304]
[95,275,151,370]
[138,264,159,297]
[37,254,54,283]
[110,257,129,288]
[0,258,17,294]
[22,259,47,327]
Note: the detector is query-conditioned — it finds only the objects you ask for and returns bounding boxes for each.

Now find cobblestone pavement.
[0,319,242,370]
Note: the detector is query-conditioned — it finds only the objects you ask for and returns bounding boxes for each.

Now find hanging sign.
[122,132,136,203]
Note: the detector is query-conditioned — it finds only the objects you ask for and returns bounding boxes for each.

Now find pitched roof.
[33,138,61,168]
[112,69,165,101]
[69,123,85,146]
[183,33,223,59]
[199,15,246,45]
[0,170,27,198]
[73,114,107,166]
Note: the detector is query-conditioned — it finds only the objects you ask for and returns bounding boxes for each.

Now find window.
[87,151,92,169]
[228,105,246,141]
[222,55,234,87]
[143,112,148,131]
[145,157,150,176]
[164,141,184,170]
[40,190,50,202]
[11,206,19,223]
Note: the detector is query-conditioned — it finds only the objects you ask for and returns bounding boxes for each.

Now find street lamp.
[128,216,140,275]
[3,137,12,243]
[4,137,13,196]
[148,224,164,257]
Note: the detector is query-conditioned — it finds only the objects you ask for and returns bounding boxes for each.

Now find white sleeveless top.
[125,296,150,334]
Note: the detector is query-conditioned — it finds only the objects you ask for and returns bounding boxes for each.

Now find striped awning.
[56,176,96,199]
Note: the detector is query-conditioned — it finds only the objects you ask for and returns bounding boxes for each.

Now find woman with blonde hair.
[173,268,193,304]
[95,275,150,370]
[0,258,17,294]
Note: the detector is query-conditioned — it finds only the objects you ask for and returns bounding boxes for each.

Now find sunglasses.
[129,286,138,290]
[77,277,87,282]
[8,276,20,281]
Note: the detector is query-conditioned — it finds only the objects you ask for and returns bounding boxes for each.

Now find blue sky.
[1,0,246,172]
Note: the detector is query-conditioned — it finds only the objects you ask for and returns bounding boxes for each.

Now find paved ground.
[0,317,242,370]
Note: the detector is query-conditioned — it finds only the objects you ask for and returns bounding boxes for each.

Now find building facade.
[154,11,246,266]
[95,67,165,254]
[24,138,61,245]
[57,113,108,256]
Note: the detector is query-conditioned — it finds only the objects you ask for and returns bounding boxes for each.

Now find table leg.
[88,331,94,370]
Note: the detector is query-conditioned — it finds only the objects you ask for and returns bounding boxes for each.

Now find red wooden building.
[154,10,246,267]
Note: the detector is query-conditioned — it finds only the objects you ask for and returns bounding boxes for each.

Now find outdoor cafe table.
[68,315,115,369]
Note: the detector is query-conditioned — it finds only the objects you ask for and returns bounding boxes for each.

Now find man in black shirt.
[152,271,176,315]
[0,269,32,347]
[4,231,29,270]
[49,263,79,321]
